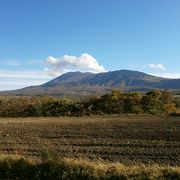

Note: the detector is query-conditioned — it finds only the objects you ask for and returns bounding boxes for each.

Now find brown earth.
[0,115,179,166]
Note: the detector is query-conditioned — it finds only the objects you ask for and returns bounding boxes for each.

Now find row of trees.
[0,90,176,117]
[84,90,176,115]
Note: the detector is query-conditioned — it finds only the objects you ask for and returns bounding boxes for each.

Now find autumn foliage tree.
[142,90,176,114]
[0,90,177,117]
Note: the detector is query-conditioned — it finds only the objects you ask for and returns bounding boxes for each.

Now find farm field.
[0,115,180,166]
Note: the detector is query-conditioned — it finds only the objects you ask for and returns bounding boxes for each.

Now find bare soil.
[0,115,179,165]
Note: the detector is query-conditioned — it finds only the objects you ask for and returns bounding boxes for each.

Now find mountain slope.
[1,70,180,96]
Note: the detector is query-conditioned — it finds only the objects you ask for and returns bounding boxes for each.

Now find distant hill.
[1,70,180,96]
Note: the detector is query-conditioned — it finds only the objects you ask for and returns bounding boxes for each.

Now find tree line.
[0,90,177,117]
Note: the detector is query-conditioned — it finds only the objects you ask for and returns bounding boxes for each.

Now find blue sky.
[0,0,180,90]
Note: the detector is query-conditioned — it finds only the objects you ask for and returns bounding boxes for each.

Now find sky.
[0,0,180,90]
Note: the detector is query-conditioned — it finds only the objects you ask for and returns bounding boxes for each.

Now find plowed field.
[0,115,179,165]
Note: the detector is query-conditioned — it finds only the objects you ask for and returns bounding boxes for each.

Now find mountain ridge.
[0,70,180,96]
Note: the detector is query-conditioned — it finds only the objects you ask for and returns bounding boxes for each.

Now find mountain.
[1,70,180,96]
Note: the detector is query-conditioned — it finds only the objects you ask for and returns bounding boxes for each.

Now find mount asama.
[1,70,180,96]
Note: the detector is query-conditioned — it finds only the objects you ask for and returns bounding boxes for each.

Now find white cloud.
[0,70,51,90]
[150,72,180,79]
[127,62,180,79]
[0,79,46,91]
[147,64,166,71]
[0,70,50,79]
[27,59,43,65]
[0,60,20,66]
[45,53,106,77]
